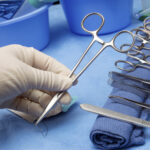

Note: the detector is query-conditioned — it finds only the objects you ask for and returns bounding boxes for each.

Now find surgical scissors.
[115,49,150,72]
[35,12,135,125]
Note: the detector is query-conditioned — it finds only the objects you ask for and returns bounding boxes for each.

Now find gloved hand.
[0,44,73,120]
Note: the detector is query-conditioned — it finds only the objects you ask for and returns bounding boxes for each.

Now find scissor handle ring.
[144,22,150,32]
[113,30,135,53]
[131,29,150,49]
[137,26,144,30]
[120,44,140,53]
[120,44,131,52]
[115,60,135,72]
[143,45,150,50]
[127,49,145,60]
[144,17,150,25]
[81,12,104,34]
[144,55,150,63]
[131,28,149,40]
[142,38,150,50]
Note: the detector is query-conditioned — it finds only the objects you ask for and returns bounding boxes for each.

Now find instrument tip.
[80,104,89,110]
[80,104,84,109]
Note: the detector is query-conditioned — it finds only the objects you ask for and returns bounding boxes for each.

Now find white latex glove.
[0,44,73,120]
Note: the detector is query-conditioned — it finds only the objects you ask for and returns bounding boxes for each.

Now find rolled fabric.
[90,49,150,149]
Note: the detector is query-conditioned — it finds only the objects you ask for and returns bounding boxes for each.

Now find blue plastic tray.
[0,5,50,50]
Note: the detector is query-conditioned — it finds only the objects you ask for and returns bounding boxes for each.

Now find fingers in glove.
[23,89,71,107]
[38,90,71,105]
[23,90,52,108]
[11,90,71,119]
[9,45,72,76]
[45,102,62,118]
[10,97,43,118]
[20,63,73,91]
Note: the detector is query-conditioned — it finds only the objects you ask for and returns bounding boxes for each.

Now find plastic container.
[0,5,51,50]
[60,0,133,35]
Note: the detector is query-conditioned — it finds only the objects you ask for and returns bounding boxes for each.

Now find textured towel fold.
[90,49,150,149]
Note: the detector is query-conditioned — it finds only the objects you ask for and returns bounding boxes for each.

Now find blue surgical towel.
[90,49,150,149]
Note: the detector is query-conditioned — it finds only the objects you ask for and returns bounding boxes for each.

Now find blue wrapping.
[90,49,150,149]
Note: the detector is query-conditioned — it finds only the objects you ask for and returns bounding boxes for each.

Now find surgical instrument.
[80,104,150,128]
[109,95,150,110]
[109,76,150,95]
[115,60,150,72]
[144,17,150,31]
[115,51,150,72]
[109,71,150,96]
[131,29,150,50]
[35,12,135,125]
[132,28,150,41]
[108,71,150,95]
[109,71,150,86]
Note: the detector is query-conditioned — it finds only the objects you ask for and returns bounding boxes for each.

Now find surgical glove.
[0,45,73,120]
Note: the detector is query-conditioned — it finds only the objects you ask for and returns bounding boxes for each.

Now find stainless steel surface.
[109,95,150,110]
[80,104,150,128]
[35,12,135,125]
[79,18,150,129]
[35,92,64,125]
[115,17,150,72]
[115,59,150,72]
[144,17,150,31]
[109,71,150,85]
[109,73,150,94]
[115,47,150,72]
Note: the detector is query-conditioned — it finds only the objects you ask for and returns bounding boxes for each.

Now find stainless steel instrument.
[35,12,134,125]
[80,104,150,128]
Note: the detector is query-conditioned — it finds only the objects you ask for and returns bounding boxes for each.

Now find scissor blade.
[80,104,150,128]
[35,92,64,125]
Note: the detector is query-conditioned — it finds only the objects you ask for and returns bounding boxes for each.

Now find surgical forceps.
[109,71,150,95]
[135,17,150,37]
[35,12,135,125]
[127,18,150,50]
[115,49,150,72]
[131,28,150,50]
[109,95,150,110]
[133,27,150,40]
[144,17,150,32]
[109,71,150,87]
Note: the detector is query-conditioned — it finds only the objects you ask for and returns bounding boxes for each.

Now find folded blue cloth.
[90,49,150,149]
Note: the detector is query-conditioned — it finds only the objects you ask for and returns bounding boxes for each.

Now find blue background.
[1,2,150,150]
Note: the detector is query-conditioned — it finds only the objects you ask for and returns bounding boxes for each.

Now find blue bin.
[60,0,133,35]
[0,5,50,50]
